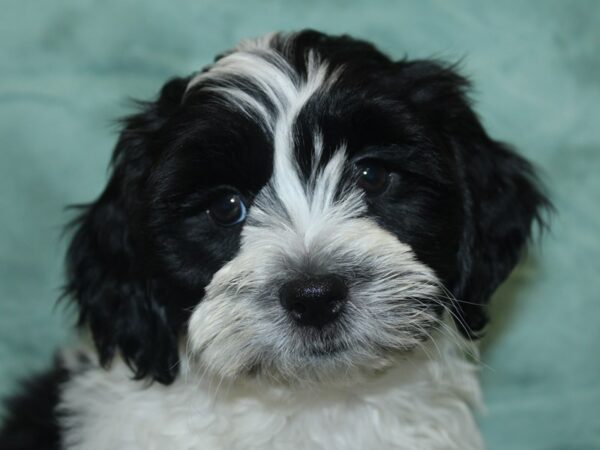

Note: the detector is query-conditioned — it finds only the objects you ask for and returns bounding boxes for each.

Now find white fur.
[59,331,483,450]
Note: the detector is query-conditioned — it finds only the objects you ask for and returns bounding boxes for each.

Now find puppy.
[0,30,549,450]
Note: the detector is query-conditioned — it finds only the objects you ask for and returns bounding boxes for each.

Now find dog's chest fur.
[58,338,483,450]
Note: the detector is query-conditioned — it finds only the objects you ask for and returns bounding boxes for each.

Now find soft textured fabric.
[1,1,598,448]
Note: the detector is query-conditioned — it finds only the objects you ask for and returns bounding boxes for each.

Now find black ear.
[450,133,550,336]
[400,61,551,337]
[65,76,190,384]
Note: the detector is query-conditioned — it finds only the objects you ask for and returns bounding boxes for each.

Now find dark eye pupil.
[357,163,388,194]
[209,194,247,226]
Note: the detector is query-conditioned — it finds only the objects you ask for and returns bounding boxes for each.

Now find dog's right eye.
[356,161,390,196]
[207,193,247,227]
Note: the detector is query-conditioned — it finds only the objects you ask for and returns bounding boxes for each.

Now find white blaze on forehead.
[187,35,349,243]
[186,34,336,131]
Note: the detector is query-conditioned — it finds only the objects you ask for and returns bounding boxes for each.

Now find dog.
[0,30,549,450]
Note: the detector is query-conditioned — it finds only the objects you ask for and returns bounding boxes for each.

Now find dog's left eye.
[207,193,247,227]
[356,161,390,195]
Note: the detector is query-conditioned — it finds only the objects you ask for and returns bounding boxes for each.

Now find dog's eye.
[207,193,247,227]
[356,161,389,195]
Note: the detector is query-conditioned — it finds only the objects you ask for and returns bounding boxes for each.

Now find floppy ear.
[399,61,550,337]
[450,132,550,336]
[65,76,190,384]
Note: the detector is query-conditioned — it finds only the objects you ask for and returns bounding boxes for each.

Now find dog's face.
[66,31,548,384]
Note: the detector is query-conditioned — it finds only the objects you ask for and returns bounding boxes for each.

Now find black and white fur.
[0,30,549,450]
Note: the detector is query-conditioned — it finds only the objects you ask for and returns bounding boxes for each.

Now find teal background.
[1,1,599,448]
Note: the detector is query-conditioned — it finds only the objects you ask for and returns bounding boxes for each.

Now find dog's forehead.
[181,36,377,169]
[186,33,340,140]
[175,35,338,189]
[171,33,449,197]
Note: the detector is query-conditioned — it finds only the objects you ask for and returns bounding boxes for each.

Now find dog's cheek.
[185,257,276,379]
[187,299,256,379]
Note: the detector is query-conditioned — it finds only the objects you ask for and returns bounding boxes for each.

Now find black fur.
[64,77,194,384]
[0,361,68,449]
[394,59,550,334]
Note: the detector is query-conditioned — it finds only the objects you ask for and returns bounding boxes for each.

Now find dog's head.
[65,31,549,384]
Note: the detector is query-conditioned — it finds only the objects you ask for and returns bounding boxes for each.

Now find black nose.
[279,275,349,327]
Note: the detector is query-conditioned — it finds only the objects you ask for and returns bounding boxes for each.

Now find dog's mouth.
[306,341,348,357]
